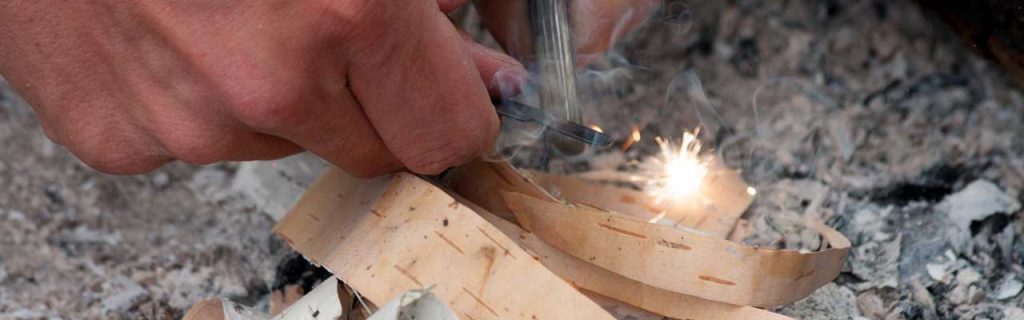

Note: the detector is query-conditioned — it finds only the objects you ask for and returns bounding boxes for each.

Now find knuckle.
[452,105,500,151]
[163,139,222,165]
[153,127,229,165]
[398,106,498,175]
[63,115,167,174]
[220,77,304,132]
[402,138,480,175]
[318,0,425,49]
[144,110,232,165]
[227,96,301,132]
[311,132,402,178]
[81,155,164,175]
[468,109,501,149]
[74,140,166,175]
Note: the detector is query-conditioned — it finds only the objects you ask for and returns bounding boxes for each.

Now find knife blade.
[495,99,614,148]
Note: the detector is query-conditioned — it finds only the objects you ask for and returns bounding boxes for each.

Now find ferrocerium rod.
[530,0,586,155]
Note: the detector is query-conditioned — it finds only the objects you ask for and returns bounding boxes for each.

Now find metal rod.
[530,0,585,154]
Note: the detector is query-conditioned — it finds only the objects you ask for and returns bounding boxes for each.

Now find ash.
[481,0,1024,318]
[1,1,1023,319]
[567,0,1024,319]
[0,86,283,317]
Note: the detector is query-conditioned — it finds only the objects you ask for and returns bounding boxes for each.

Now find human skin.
[0,0,655,176]
[478,0,660,63]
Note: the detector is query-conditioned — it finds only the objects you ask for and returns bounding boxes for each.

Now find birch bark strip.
[274,169,615,320]
[477,206,793,320]
[528,159,753,238]
[503,191,850,307]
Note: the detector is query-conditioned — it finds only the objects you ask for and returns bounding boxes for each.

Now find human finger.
[223,69,402,177]
[458,31,528,97]
[344,0,500,175]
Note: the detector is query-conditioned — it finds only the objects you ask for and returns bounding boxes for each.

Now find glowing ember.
[622,126,642,151]
[643,131,708,203]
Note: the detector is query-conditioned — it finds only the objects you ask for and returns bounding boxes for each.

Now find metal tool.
[530,0,587,155]
[495,99,613,148]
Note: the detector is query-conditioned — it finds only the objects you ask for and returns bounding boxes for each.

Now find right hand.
[477,0,660,63]
[0,0,525,176]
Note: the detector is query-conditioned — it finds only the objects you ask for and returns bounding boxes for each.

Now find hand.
[0,0,655,176]
[0,0,522,176]
[477,0,660,63]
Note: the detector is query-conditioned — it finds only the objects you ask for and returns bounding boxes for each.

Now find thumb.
[458,32,528,98]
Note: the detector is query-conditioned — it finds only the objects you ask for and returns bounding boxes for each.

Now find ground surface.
[560,1,1024,319]
[1,0,1023,319]
[0,86,284,318]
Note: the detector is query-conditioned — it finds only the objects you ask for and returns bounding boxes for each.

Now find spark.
[622,126,642,151]
[746,186,757,196]
[642,130,708,204]
[589,124,604,133]
[648,211,667,223]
